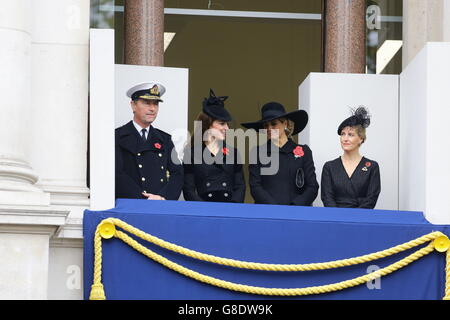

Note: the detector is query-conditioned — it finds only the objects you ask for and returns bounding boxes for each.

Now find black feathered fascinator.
[337,106,371,135]
[202,89,232,122]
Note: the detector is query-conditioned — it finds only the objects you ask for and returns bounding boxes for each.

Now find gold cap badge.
[150,85,159,96]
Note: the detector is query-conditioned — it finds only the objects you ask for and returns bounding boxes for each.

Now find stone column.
[0,0,49,205]
[25,0,90,299]
[323,0,366,73]
[124,0,164,66]
[403,0,450,68]
[28,0,90,209]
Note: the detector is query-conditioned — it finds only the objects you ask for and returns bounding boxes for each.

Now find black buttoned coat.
[115,121,184,200]
[321,157,381,209]
[182,144,246,203]
[249,139,319,206]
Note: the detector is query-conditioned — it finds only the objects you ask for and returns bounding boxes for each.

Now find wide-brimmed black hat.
[202,89,232,122]
[337,106,371,135]
[241,102,308,136]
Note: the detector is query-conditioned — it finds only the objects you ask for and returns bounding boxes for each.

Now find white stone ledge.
[55,218,83,240]
[50,237,83,248]
[0,26,31,36]
[0,206,68,228]
[0,224,59,236]
[38,184,90,207]
[31,41,89,47]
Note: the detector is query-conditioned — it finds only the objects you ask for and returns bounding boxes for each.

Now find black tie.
[141,129,147,143]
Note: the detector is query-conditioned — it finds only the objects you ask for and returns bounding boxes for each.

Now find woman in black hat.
[241,102,318,206]
[321,106,380,209]
[182,89,246,203]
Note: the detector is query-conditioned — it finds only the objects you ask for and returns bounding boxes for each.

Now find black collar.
[264,139,298,154]
[279,139,298,154]
[118,121,165,154]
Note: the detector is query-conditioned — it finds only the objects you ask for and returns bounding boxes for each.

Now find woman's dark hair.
[187,112,215,150]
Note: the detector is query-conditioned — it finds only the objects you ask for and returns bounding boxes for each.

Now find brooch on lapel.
[293,146,304,158]
[222,147,229,156]
[362,161,371,172]
[154,143,162,149]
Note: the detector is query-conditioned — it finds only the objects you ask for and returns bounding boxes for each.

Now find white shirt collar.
[132,121,151,137]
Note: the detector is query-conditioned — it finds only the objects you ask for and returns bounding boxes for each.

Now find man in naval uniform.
[115,82,184,200]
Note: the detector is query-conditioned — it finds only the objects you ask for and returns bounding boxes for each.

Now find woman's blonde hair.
[278,118,294,138]
[342,125,366,144]
[355,125,366,144]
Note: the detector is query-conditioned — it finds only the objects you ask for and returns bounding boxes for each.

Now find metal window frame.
[99,6,402,22]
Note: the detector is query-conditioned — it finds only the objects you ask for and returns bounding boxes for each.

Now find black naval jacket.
[321,157,381,209]
[249,139,319,206]
[115,121,184,200]
[182,144,246,203]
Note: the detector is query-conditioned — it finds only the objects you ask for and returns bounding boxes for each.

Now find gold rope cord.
[89,218,450,300]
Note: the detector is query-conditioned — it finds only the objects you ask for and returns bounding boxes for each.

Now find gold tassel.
[89,283,106,300]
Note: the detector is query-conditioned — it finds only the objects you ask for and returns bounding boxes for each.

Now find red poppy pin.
[154,143,162,149]
[293,146,304,158]
[362,161,371,172]
[222,147,229,155]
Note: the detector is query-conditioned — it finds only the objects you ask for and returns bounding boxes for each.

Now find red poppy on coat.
[154,143,162,149]
[365,161,371,167]
[293,146,304,158]
[222,147,229,155]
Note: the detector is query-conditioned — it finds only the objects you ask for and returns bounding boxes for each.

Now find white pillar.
[444,0,450,41]
[29,0,90,208]
[0,0,49,205]
[399,43,450,224]
[403,0,450,69]
[298,73,399,210]
[89,29,115,211]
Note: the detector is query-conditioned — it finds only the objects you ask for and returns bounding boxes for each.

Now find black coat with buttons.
[321,157,380,209]
[115,121,184,200]
[182,144,246,203]
[249,139,319,206]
